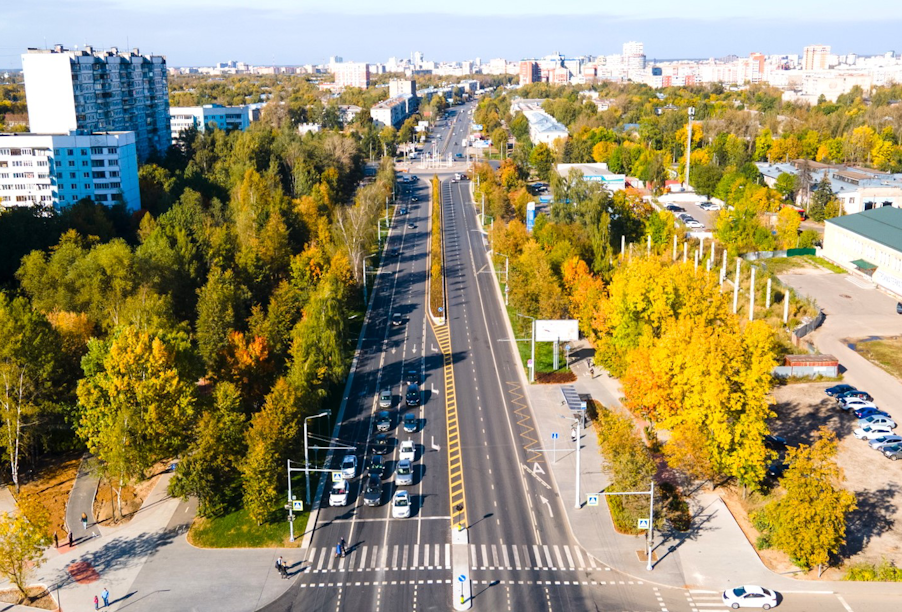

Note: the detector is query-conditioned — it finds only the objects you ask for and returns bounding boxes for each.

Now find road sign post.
[551,432,558,462]
[587,495,599,506]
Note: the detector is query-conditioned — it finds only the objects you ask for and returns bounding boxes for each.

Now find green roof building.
[824,206,902,297]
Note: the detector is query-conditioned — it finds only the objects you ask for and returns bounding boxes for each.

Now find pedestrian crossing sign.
[637,518,650,529]
[332,471,343,482]
[587,495,599,506]
[292,500,304,511]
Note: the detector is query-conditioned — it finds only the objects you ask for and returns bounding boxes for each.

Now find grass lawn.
[507,309,574,375]
[803,255,846,274]
[855,337,902,381]
[759,257,812,275]
[189,501,308,548]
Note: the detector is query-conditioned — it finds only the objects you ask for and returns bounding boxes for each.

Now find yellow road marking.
[430,322,468,528]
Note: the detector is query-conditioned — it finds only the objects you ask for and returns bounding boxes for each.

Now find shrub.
[844,559,902,582]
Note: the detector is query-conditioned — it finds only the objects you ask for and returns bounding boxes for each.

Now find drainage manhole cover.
[839,294,852,299]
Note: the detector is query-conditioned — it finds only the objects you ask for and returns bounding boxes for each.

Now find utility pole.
[303,411,330,505]
[733,258,741,314]
[685,107,695,191]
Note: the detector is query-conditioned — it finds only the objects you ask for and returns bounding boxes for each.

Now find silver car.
[378,388,392,408]
[396,459,413,486]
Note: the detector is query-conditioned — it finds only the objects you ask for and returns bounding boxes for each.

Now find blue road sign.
[292,500,304,511]
[587,495,599,506]
[458,574,466,582]
[551,432,559,440]
[637,518,650,529]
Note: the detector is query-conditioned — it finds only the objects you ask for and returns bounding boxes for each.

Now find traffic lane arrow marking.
[539,495,554,518]
[520,463,552,490]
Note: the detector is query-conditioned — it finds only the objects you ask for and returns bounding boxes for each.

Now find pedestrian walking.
[68,531,73,548]
[101,587,109,608]
[571,427,577,442]
[275,555,283,570]
[340,537,347,557]
[54,532,59,549]
[589,366,595,378]
[280,562,288,579]
[93,595,99,610]
[81,512,88,530]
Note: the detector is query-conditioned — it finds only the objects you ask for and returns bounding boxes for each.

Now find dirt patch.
[0,586,58,610]
[17,452,81,542]
[92,460,170,526]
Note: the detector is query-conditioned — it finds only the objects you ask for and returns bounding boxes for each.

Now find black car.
[363,474,383,506]
[367,454,385,478]
[392,312,403,326]
[375,410,392,432]
[389,248,400,257]
[372,433,393,455]
[406,383,420,407]
[403,412,418,433]
[766,460,787,479]
[665,204,685,213]
[896,302,902,315]
[764,435,786,451]
[825,384,856,397]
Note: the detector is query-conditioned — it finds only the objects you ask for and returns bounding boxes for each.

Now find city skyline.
[2,0,900,69]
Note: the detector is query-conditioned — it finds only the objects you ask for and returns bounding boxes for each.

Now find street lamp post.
[685,107,695,191]
[303,411,331,506]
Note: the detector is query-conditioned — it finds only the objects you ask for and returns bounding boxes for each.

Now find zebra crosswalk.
[686,590,731,611]
[301,543,605,574]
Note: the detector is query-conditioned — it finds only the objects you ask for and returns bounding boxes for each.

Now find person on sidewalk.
[68,531,73,548]
[280,561,288,579]
[94,595,99,610]
[54,532,58,549]
[81,512,88,530]
[275,555,283,571]
[571,427,577,442]
[101,587,109,607]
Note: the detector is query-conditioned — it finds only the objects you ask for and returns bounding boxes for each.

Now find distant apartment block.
[519,61,540,85]
[803,45,832,71]
[0,131,140,210]
[370,96,415,128]
[22,45,169,161]
[333,62,370,89]
[389,79,417,98]
[169,103,263,144]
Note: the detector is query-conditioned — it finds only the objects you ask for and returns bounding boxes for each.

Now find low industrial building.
[0,131,140,210]
[555,163,626,192]
[823,206,902,296]
[370,94,417,129]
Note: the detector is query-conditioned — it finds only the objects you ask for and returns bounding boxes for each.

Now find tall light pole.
[685,106,695,191]
[516,313,536,383]
[303,411,331,505]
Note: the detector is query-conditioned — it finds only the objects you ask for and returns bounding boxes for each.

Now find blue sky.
[2,0,899,68]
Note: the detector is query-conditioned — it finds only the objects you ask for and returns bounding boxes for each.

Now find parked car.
[392,490,411,518]
[685,218,704,229]
[367,454,385,478]
[722,585,778,609]
[882,443,902,460]
[766,460,787,480]
[853,407,888,420]
[837,390,873,403]
[858,415,897,429]
[854,424,895,440]
[403,412,418,433]
[363,474,383,506]
[843,399,878,411]
[341,455,357,479]
[329,479,349,507]
[395,459,414,486]
[378,387,392,408]
[665,204,685,213]
[869,435,902,450]
[375,410,392,432]
[372,433,392,455]
[826,384,856,397]
[764,435,787,451]
[896,302,902,315]
[399,439,416,462]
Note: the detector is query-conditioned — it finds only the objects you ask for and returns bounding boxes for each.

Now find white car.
[329,479,349,507]
[869,434,902,450]
[858,415,896,429]
[854,424,895,440]
[685,218,704,229]
[842,398,877,410]
[341,454,357,479]
[722,585,778,609]
[399,440,416,462]
[392,490,411,518]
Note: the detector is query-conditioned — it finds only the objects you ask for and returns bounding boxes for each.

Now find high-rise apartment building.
[803,45,831,71]
[389,79,417,98]
[22,46,169,161]
[0,131,140,210]
[333,62,370,89]
[519,61,540,84]
[622,41,647,74]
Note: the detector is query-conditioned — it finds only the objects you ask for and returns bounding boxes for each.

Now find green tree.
[774,173,798,202]
[509,113,530,142]
[761,428,856,574]
[808,177,834,222]
[491,127,509,159]
[196,268,247,374]
[776,207,802,249]
[0,495,51,604]
[76,327,196,520]
[691,164,724,197]
[529,142,555,181]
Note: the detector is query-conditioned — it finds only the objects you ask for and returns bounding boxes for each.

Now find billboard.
[526,201,536,233]
[535,319,579,342]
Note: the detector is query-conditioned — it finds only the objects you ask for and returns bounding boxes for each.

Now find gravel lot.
[772,381,902,566]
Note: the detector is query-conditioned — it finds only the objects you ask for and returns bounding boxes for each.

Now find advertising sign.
[535,319,579,342]
[526,201,536,233]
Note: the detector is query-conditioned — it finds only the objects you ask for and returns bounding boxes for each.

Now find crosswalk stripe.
[411,544,418,569]
[543,545,554,568]
[435,544,441,568]
[589,554,598,569]
[379,544,389,569]
[317,547,328,570]
[359,546,368,570]
[553,545,564,569]
[532,545,543,568]
[481,544,489,567]
[402,545,409,568]
[573,546,585,568]
[392,545,399,569]
[327,548,337,570]
[492,545,499,567]
[563,546,575,569]
[445,543,451,569]
[502,545,510,569]
[470,545,478,566]
[513,546,521,569]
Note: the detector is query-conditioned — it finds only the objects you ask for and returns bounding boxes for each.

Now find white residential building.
[370,96,411,128]
[389,79,417,98]
[0,131,140,210]
[522,110,568,146]
[22,45,169,161]
[332,62,370,89]
[803,45,832,71]
[169,103,263,144]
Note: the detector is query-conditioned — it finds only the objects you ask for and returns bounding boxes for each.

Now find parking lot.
[772,381,902,565]
[657,193,719,230]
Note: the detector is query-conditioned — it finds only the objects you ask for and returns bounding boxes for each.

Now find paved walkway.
[65,454,102,544]
[0,485,17,516]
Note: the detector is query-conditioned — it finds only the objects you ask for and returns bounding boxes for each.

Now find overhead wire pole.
[684,106,695,191]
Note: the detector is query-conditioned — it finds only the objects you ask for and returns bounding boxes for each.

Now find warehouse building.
[823,206,902,296]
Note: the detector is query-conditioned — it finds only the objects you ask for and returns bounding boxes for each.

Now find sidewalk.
[65,454,102,543]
